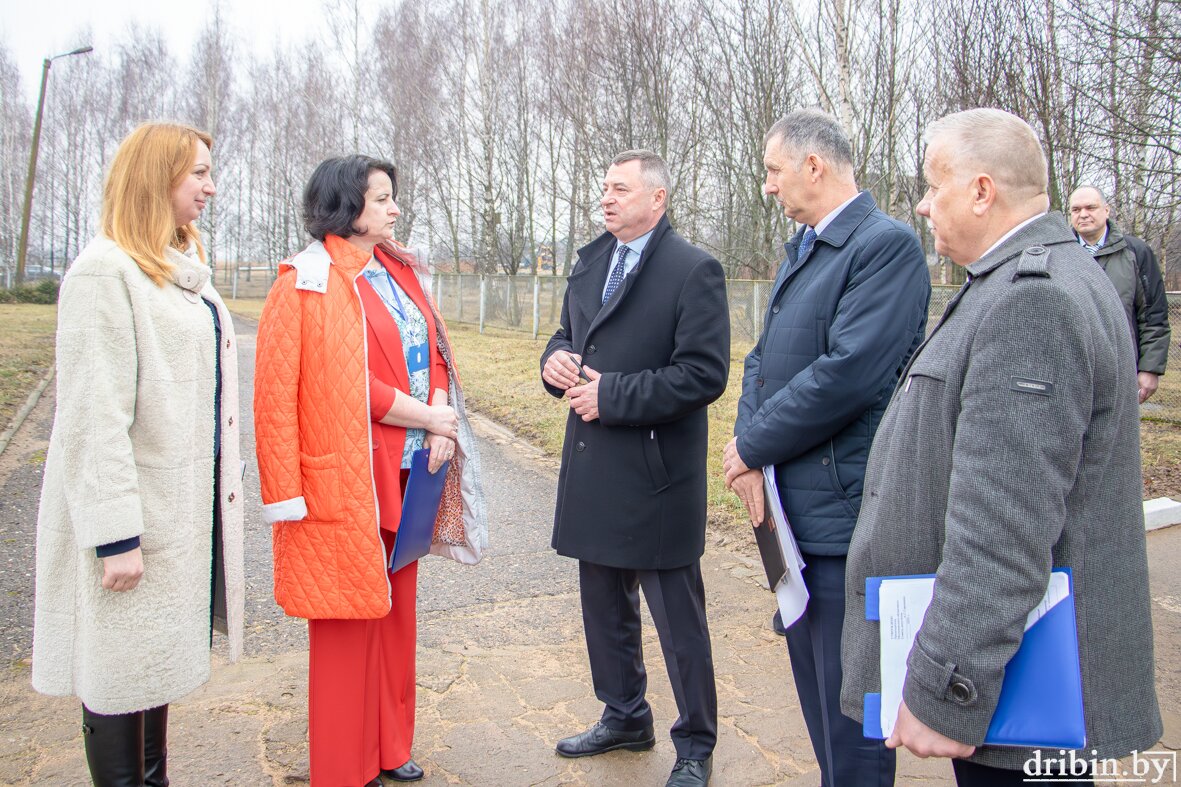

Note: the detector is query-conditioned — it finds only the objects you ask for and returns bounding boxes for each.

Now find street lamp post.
[14,45,93,288]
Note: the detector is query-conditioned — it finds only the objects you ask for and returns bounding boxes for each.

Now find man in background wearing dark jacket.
[1069,185,1170,403]
[723,108,930,787]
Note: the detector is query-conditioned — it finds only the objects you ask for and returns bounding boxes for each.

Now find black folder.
[752,516,787,590]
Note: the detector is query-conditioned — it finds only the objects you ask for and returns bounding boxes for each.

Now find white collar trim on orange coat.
[285,240,332,293]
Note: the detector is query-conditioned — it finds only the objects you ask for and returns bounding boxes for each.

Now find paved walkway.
[1,315,1178,785]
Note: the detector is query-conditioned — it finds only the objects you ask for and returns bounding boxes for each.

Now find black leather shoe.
[772,609,786,636]
[555,721,656,758]
[381,758,424,782]
[666,756,712,787]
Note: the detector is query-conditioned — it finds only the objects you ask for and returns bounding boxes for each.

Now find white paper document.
[877,576,936,740]
[877,572,1070,740]
[762,468,809,628]
[1023,571,1069,631]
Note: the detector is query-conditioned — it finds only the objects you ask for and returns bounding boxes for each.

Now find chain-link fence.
[225,266,1181,422]
[431,275,967,346]
[431,273,566,336]
[430,274,1181,422]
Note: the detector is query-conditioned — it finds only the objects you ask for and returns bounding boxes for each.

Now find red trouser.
[307,537,417,787]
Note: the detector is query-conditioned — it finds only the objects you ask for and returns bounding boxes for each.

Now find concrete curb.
[0,369,54,459]
[1145,497,1181,531]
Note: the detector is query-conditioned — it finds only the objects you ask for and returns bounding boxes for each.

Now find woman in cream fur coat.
[32,122,244,787]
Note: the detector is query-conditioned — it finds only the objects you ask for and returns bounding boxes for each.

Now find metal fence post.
[479,275,487,334]
[532,275,540,338]
[232,262,240,300]
[458,274,465,323]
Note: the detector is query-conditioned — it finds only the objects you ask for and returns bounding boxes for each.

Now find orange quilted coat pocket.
[300,451,343,522]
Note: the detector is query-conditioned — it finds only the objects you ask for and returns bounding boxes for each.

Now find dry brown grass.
[1140,420,1181,499]
[0,305,57,429]
[224,298,265,321]
[447,324,570,457]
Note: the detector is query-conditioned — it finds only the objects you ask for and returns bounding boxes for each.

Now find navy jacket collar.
[785,190,877,256]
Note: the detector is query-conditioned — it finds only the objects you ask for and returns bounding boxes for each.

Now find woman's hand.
[101,547,144,592]
[424,431,456,474]
[426,404,458,439]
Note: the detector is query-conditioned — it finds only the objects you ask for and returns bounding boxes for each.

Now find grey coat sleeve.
[1129,236,1170,375]
[902,278,1094,745]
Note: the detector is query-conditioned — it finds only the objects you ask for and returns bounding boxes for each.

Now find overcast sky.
[3,0,327,101]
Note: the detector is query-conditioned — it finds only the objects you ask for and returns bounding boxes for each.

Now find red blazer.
[357,244,448,533]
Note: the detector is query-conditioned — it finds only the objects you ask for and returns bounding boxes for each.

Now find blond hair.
[923,109,1048,203]
[101,123,212,286]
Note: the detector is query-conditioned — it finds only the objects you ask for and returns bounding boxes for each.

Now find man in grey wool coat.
[840,108,1162,786]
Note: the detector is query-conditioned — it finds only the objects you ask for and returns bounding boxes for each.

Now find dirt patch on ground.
[1142,420,1181,499]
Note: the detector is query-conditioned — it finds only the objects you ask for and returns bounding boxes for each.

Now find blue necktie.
[797,227,818,261]
[603,245,629,304]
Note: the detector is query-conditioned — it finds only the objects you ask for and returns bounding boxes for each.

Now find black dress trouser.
[578,559,718,760]
[953,758,1092,785]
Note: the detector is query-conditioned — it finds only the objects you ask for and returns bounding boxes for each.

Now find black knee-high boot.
[142,705,168,787]
[81,704,145,787]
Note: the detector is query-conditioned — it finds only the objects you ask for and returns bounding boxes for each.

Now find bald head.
[917,109,1051,266]
[923,109,1050,207]
[1068,185,1110,245]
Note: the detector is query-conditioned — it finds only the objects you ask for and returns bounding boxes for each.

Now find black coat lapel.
[566,238,614,332]
[587,215,673,336]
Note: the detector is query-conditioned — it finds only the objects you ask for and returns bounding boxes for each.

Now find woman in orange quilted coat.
[255,155,482,786]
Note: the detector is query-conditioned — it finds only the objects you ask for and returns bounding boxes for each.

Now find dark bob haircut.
[302,155,398,242]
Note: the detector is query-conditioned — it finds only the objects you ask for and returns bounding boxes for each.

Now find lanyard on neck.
[367,268,408,322]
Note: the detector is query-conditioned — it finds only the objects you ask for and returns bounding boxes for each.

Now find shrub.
[0,279,60,304]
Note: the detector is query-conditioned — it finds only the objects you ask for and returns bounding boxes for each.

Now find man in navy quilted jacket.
[723,108,930,787]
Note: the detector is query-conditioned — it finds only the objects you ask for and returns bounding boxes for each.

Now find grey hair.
[764,109,854,172]
[923,109,1048,201]
[1069,184,1109,205]
[612,149,672,195]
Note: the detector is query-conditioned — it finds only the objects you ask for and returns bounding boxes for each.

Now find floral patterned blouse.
[362,260,430,468]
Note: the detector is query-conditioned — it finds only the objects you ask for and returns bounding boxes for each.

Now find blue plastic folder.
[388,448,449,574]
[863,568,1085,749]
